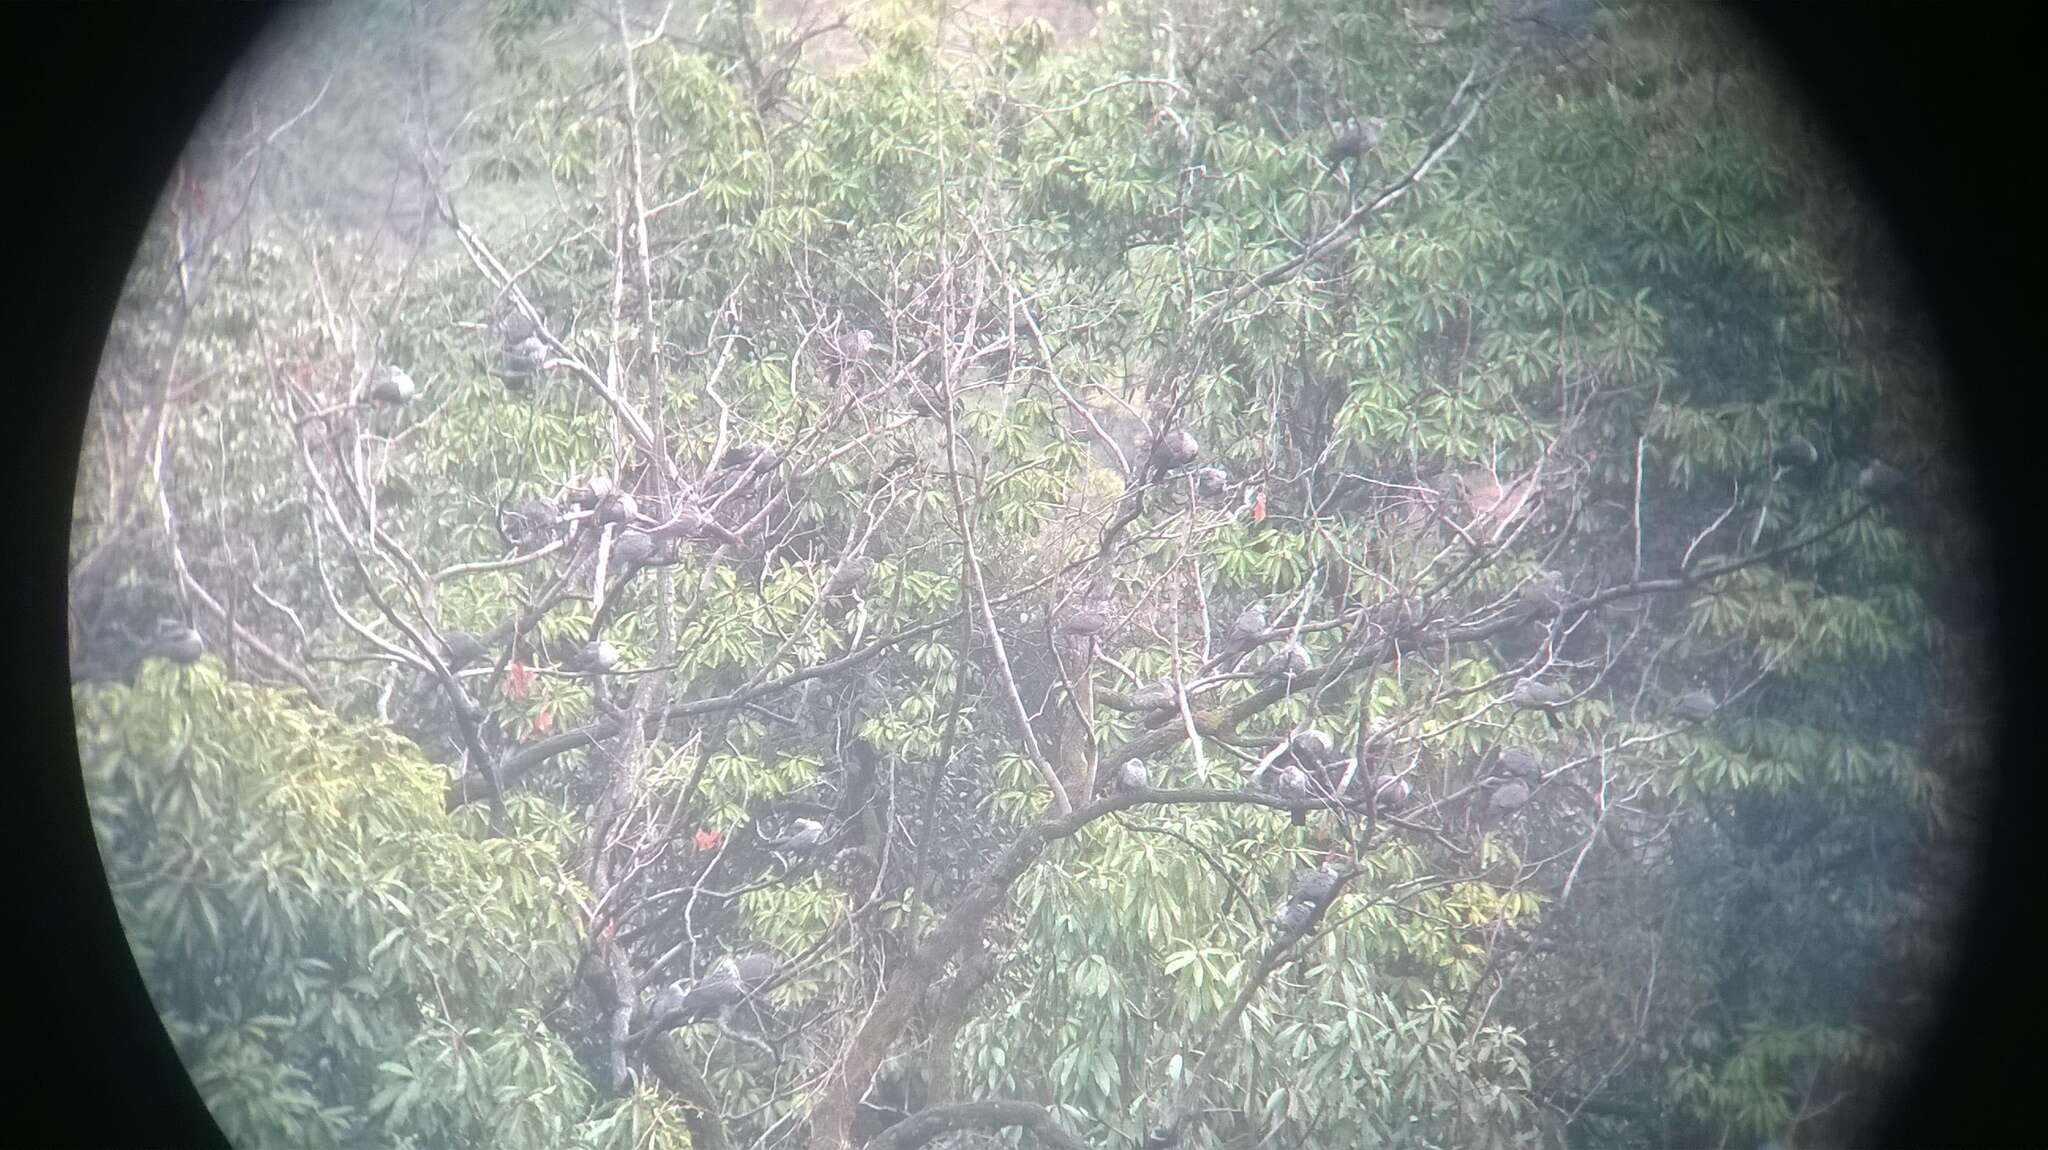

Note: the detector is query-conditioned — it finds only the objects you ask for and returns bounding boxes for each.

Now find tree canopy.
[71,1,1981,1147]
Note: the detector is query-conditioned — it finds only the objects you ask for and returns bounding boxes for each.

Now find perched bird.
[1493,745,1542,781]
[857,1058,928,1142]
[719,441,778,471]
[1511,678,1570,710]
[1371,773,1412,806]
[148,619,204,665]
[1674,686,1718,723]
[1270,898,1317,937]
[1857,459,1908,500]
[1194,466,1231,498]
[1150,428,1201,472]
[643,983,691,1029]
[565,639,619,675]
[1771,433,1820,468]
[645,952,780,1028]
[501,497,560,548]
[1285,863,1344,908]
[1272,763,1313,826]
[827,845,878,889]
[439,630,488,669]
[770,817,828,852]
[1060,603,1112,637]
[1483,778,1531,825]
[1129,680,1178,712]
[1264,641,1313,686]
[1288,728,1335,768]
[578,474,615,509]
[597,490,640,526]
[785,818,828,849]
[611,529,658,568]
[502,336,548,385]
[1519,570,1569,619]
[368,365,416,406]
[1117,758,1151,791]
[1271,862,1343,936]
[1323,115,1383,167]
[1226,602,1269,650]
[825,555,875,597]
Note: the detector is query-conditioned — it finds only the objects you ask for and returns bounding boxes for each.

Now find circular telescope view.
[68,2,1990,1147]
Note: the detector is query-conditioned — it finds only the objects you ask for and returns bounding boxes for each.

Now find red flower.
[693,829,723,852]
[505,661,532,699]
[531,707,554,735]
[1251,491,1267,523]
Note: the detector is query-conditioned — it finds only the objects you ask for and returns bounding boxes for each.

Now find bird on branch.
[1270,860,1345,937]
[1481,778,1532,828]
[500,336,548,389]
[1225,602,1269,653]
[1493,745,1541,781]
[1519,570,1569,620]
[1263,641,1313,689]
[825,555,875,598]
[1511,678,1570,729]
[1149,427,1201,478]
[1856,459,1908,501]
[1129,680,1178,713]
[1323,114,1385,169]
[641,952,781,1033]
[1674,686,1718,723]
[368,365,416,406]
[498,496,561,550]
[1371,772,1412,807]
[763,817,828,853]
[563,639,619,676]
[1511,677,1570,710]
[147,618,205,665]
[1771,433,1820,469]
[1271,763,1314,826]
[611,528,659,570]
[1287,728,1335,768]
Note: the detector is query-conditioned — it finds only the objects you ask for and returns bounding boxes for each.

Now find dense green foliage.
[78,663,592,1148]
[71,1,1975,1147]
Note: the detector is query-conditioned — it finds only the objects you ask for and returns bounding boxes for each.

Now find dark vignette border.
[0,3,2035,1145]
